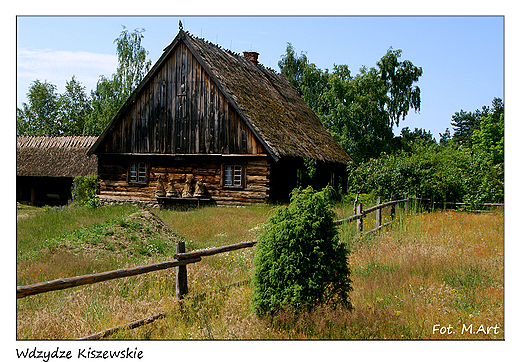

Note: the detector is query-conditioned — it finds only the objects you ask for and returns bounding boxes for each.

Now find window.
[224,165,243,187]
[129,162,147,184]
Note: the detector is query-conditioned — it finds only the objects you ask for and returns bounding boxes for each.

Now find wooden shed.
[17,136,98,206]
[88,28,353,205]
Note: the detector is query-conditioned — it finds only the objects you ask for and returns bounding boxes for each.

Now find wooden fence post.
[390,194,397,220]
[405,195,409,214]
[357,203,363,234]
[376,197,382,228]
[175,241,188,300]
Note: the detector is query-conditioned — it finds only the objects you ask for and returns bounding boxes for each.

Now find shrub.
[252,186,353,316]
[71,174,99,207]
[347,143,504,204]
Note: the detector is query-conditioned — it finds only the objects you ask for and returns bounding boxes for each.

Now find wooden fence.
[17,196,503,338]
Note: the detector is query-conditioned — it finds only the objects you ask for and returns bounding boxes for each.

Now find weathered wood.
[76,312,166,340]
[175,240,257,260]
[175,242,188,300]
[98,42,265,156]
[362,199,408,214]
[390,194,397,220]
[364,221,393,236]
[333,213,364,225]
[376,196,382,227]
[97,155,271,204]
[16,257,201,299]
[356,203,363,233]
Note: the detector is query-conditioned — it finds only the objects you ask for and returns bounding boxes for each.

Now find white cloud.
[17,47,118,105]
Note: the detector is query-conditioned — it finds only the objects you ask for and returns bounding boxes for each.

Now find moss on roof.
[185,32,352,164]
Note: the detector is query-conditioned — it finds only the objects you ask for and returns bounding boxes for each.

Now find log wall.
[97,154,271,204]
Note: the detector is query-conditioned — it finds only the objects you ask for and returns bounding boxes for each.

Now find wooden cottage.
[87,28,353,205]
[17,136,98,206]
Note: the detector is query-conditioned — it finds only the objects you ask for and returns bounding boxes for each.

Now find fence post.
[175,241,188,300]
[357,203,363,234]
[390,194,397,220]
[405,195,409,214]
[376,197,382,228]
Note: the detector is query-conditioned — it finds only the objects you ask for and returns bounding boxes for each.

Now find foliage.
[450,97,503,148]
[18,27,151,137]
[17,205,503,340]
[71,174,99,207]
[252,186,353,316]
[57,76,93,135]
[278,45,422,163]
[394,127,436,153]
[84,27,152,135]
[472,113,504,165]
[348,143,503,205]
[17,80,60,136]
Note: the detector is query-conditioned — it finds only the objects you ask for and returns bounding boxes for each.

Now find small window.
[224,165,243,187]
[129,162,147,184]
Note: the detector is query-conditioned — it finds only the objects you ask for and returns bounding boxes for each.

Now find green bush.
[252,186,353,316]
[71,174,99,207]
[347,143,504,205]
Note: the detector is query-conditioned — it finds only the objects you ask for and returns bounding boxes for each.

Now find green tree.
[84,26,153,135]
[395,127,436,152]
[439,128,452,147]
[57,76,92,135]
[348,142,503,205]
[472,112,504,165]
[450,98,503,148]
[279,46,422,163]
[84,75,123,135]
[252,186,353,316]
[17,80,60,136]
[278,43,309,92]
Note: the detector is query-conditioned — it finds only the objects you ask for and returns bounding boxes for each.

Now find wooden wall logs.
[97,154,271,204]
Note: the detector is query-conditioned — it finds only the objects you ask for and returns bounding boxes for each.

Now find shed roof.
[89,29,352,165]
[17,136,98,178]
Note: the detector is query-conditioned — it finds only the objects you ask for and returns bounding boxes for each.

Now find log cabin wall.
[98,43,264,156]
[97,154,271,204]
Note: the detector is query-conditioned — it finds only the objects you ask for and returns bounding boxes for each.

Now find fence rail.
[16,257,202,299]
[17,197,504,338]
[17,197,503,300]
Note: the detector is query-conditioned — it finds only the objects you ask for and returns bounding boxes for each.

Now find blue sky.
[7,3,519,359]
[16,15,504,141]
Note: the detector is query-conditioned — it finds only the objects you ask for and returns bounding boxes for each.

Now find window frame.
[128,161,148,185]
[222,164,245,188]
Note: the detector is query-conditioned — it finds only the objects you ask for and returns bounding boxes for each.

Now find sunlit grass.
[16,203,503,340]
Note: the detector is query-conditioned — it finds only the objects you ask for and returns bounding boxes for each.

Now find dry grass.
[16,204,504,340]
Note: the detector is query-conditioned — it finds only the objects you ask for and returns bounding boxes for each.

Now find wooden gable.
[95,41,265,156]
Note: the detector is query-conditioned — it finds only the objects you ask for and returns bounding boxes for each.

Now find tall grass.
[16,203,503,340]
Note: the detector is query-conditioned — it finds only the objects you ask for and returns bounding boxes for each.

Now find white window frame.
[129,161,148,184]
[223,164,244,188]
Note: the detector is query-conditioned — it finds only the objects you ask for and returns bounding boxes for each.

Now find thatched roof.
[89,29,352,165]
[17,136,98,177]
[183,32,352,164]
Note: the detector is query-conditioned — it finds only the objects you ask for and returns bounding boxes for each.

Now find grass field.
[16,201,504,340]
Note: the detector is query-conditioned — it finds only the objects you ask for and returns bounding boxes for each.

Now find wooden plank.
[17,257,202,299]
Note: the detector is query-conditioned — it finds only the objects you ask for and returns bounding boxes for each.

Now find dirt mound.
[54,209,181,258]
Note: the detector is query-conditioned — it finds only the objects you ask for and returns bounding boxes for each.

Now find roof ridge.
[17,135,97,149]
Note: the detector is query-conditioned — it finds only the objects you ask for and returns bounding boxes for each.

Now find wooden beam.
[175,240,257,260]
